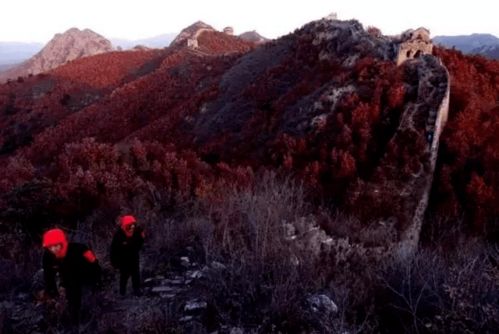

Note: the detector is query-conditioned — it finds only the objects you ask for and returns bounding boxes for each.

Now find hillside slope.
[0,19,497,237]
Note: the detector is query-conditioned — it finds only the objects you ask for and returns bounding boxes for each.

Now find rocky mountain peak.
[0,27,113,81]
[33,27,113,72]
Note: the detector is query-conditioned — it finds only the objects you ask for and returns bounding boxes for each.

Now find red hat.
[120,215,137,237]
[42,228,68,258]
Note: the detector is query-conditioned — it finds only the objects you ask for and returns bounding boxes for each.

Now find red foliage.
[195,31,255,54]
[21,49,235,165]
[51,50,165,89]
[1,136,254,223]
[0,156,35,194]
[431,48,499,233]
[7,27,412,222]
[1,25,497,239]
[0,49,165,158]
[265,57,407,205]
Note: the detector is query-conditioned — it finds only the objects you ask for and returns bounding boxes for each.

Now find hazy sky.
[1,0,498,43]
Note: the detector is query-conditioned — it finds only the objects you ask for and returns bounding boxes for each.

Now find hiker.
[110,215,145,296]
[42,228,101,328]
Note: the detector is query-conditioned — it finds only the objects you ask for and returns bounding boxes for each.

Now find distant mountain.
[433,33,499,54]
[470,44,499,59]
[239,31,269,44]
[0,28,113,82]
[0,41,43,66]
[111,33,177,49]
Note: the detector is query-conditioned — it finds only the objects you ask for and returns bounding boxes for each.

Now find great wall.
[393,27,451,258]
[182,21,452,260]
[270,22,452,261]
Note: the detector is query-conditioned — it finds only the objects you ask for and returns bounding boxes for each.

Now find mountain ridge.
[434,33,499,58]
[0,19,496,239]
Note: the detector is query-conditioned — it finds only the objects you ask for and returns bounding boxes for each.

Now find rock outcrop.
[0,28,113,82]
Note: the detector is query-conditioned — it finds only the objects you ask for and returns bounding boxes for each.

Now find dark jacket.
[43,242,101,297]
[110,226,144,270]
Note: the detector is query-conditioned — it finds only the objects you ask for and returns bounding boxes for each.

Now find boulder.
[307,294,338,315]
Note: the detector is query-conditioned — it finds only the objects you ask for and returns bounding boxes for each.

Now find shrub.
[174,172,339,331]
[375,242,499,333]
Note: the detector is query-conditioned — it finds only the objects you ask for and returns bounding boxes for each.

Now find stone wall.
[187,28,218,49]
[395,57,450,259]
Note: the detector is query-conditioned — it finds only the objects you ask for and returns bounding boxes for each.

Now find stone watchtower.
[396,27,433,65]
[325,12,338,20]
[187,38,199,49]
[223,27,234,36]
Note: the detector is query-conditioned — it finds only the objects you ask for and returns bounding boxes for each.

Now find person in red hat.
[110,215,145,296]
[42,228,101,327]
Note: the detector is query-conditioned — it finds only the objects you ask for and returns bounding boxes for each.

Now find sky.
[1,0,498,43]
